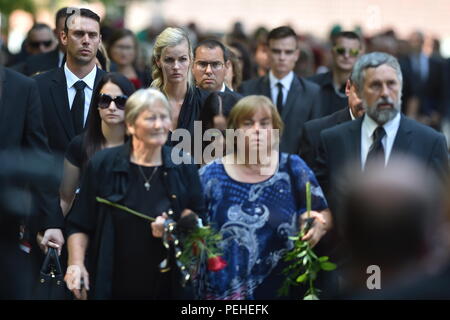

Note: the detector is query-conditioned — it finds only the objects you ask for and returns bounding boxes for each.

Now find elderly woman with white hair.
[64,88,206,300]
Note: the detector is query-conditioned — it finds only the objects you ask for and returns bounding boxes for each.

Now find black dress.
[111,164,173,299]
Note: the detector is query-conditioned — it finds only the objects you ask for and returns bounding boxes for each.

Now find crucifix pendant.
[144,182,150,191]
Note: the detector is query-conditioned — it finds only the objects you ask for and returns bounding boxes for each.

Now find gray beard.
[367,107,399,125]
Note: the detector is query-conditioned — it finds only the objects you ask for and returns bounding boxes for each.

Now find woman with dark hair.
[59,73,136,216]
[198,91,240,164]
[228,41,254,82]
[107,28,151,89]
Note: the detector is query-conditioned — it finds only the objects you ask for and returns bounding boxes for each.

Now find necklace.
[137,165,159,191]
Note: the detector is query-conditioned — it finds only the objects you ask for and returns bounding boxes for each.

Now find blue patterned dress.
[198,153,328,300]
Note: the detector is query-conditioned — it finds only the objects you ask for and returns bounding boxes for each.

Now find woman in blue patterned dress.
[198,95,332,299]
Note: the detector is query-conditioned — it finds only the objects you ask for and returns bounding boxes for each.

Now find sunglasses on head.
[98,93,128,110]
[29,40,53,49]
[334,47,360,57]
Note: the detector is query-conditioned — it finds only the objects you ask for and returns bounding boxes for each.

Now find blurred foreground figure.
[338,156,450,299]
[0,150,60,299]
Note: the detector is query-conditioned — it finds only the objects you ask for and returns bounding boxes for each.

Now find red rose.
[207,255,227,272]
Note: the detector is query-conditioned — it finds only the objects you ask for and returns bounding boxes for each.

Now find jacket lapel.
[349,117,363,170]
[391,115,413,158]
[282,76,301,119]
[260,76,272,100]
[50,68,75,138]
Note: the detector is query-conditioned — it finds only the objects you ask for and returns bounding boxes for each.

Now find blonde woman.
[151,27,209,145]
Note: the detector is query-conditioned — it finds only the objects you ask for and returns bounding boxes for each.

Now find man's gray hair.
[351,52,403,94]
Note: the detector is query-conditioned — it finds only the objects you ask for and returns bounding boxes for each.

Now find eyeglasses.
[29,40,53,49]
[98,93,128,110]
[195,61,224,71]
[334,47,360,57]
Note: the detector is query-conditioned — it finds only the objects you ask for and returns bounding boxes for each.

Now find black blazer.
[239,75,321,154]
[0,66,64,230]
[299,108,352,172]
[22,48,61,76]
[66,142,206,299]
[307,71,348,117]
[34,67,106,157]
[316,114,448,213]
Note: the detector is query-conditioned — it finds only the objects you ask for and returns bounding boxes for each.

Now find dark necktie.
[71,80,87,135]
[276,82,283,114]
[365,126,386,169]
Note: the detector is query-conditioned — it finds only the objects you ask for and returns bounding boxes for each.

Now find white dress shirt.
[269,71,294,106]
[64,63,97,126]
[361,112,401,169]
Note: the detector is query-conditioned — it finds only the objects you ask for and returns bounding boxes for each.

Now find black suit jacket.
[0,67,64,231]
[34,67,106,157]
[316,114,448,214]
[239,75,321,154]
[14,48,61,77]
[307,71,348,117]
[399,56,447,117]
[299,108,352,171]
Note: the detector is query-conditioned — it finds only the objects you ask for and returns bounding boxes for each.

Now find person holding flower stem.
[198,95,331,299]
[64,88,206,300]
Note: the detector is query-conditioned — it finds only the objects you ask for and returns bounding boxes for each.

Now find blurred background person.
[11,23,57,74]
[107,28,152,89]
[227,41,254,83]
[15,7,68,76]
[308,31,363,117]
[65,88,205,300]
[60,73,135,216]
[224,46,243,91]
[399,31,447,131]
[197,91,240,165]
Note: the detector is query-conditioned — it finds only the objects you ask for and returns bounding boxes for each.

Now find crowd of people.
[1,6,450,300]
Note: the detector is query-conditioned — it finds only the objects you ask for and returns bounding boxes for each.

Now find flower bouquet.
[96,197,226,285]
[278,182,336,300]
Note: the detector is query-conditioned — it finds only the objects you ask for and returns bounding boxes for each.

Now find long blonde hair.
[151,27,194,91]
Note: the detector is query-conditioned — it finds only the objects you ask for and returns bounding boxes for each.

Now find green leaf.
[320,262,337,271]
[297,250,307,258]
[304,294,319,300]
[288,236,299,241]
[302,256,308,266]
[296,273,308,283]
[318,256,329,262]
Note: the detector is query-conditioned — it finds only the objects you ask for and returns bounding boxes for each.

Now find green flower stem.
[96,197,156,222]
[306,181,311,219]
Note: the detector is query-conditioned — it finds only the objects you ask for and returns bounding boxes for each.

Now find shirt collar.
[64,63,97,90]
[349,108,356,120]
[362,111,401,139]
[269,70,294,90]
[220,83,226,92]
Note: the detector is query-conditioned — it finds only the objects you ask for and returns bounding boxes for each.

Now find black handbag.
[33,247,71,300]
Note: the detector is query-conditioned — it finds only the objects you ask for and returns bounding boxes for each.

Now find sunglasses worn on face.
[98,93,128,110]
[29,40,53,49]
[334,47,360,57]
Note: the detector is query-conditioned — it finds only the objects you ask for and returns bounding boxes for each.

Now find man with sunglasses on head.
[309,31,363,117]
[239,26,321,154]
